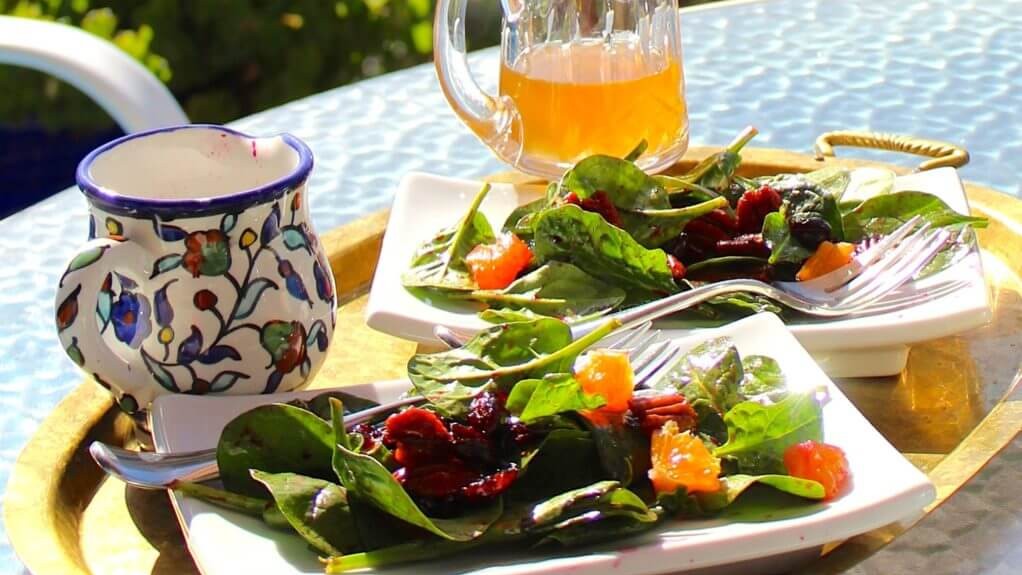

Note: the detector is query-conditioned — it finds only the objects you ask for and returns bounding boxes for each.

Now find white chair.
[0,15,187,132]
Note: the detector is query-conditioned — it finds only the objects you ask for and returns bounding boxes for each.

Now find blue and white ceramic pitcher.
[54,125,336,416]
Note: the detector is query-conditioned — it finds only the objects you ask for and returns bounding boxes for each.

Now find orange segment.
[465,232,533,290]
[574,350,634,412]
[796,241,855,281]
[783,440,850,500]
[649,420,721,494]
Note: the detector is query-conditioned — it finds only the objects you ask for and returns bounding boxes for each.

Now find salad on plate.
[400,127,987,325]
[179,317,849,573]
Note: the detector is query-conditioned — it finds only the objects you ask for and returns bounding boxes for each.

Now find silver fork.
[440,216,953,346]
[90,322,679,490]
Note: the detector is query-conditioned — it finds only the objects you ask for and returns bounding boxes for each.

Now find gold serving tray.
[7,139,1021,575]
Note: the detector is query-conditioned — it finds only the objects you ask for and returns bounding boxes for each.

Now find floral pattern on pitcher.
[56,179,337,415]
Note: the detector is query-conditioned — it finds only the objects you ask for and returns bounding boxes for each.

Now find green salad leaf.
[618,197,730,248]
[559,154,670,211]
[581,415,651,487]
[479,307,544,324]
[464,262,626,318]
[506,373,606,422]
[250,471,362,555]
[700,473,825,511]
[532,205,679,294]
[407,318,619,416]
[512,427,602,499]
[802,166,852,198]
[841,190,988,242]
[651,336,744,414]
[217,403,336,497]
[762,210,812,265]
[402,183,494,291]
[329,400,502,542]
[739,355,788,403]
[715,392,823,475]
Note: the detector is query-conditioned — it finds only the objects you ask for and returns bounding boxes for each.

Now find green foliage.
[0,0,458,131]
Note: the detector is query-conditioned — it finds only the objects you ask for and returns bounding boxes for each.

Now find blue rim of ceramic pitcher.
[75,124,314,218]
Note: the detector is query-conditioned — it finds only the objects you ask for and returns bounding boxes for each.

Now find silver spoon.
[90,395,422,489]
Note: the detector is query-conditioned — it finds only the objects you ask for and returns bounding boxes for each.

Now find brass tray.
[7,137,1021,575]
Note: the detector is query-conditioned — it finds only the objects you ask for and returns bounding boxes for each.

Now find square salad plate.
[365,167,991,378]
[151,312,936,575]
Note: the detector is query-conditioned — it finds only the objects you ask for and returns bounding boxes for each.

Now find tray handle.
[814,131,970,171]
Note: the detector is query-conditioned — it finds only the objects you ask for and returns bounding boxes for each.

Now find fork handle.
[569,279,771,340]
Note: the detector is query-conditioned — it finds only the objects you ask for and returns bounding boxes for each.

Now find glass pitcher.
[436,0,689,178]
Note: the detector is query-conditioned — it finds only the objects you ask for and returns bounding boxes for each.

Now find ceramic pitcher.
[54,125,336,416]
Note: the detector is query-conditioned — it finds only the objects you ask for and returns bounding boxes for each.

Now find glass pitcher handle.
[434,0,518,158]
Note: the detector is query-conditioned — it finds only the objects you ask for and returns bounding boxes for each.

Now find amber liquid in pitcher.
[500,39,687,166]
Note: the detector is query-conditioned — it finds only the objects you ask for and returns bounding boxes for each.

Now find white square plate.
[365,168,991,377]
[152,313,935,575]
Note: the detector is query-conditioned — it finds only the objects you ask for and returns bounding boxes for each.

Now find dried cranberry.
[564,192,581,205]
[666,255,687,280]
[398,461,478,499]
[629,394,698,436]
[350,422,382,451]
[460,467,520,502]
[578,191,623,227]
[702,209,739,232]
[736,185,782,233]
[684,218,732,243]
[505,417,533,446]
[467,392,506,435]
[715,233,771,258]
[788,214,832,250]
[667,232,717,265]
[450,422,495,462]
[385,407,452,443]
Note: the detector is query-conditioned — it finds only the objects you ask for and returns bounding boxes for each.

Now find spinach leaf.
[536,512,659,548]
[174,482,290,530]
[802,167,852,198]
[479,307,544,324]
[623,140,648,162]
[532,205,679,294]
[559,155,670,210]
[402,183,495,291]
[650,336,744,415]
[464,262,626,318]
[407,317,619,417]
[502,195,548,239]
[582,415,651,487]
[512,427,602,499]
[288,390,379,421]
[506,373,606,422]
[715,392,823,475]
[739,355,788,403]
[762,211,812,265]
[618,197,730,247]
[841,167,896,204]
[693,150,742,193]
[525,481,652,529]
[217,403,335,497]
[250,471,362,555]
[685,256,771,282]
[841,190,988,242]
[329,400,501,541]
[696,474,825,512]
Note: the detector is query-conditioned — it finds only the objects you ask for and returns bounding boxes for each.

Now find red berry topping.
[385,407,452,443]
[702,209,739,232]
[736,185,782,233]
[467,392,506,435]
[684,218,733,243]
[783,440,851,500]
[666,255,687,280]
[567,190,623,227]
[398,461,478,499]
[460,467,519,502]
